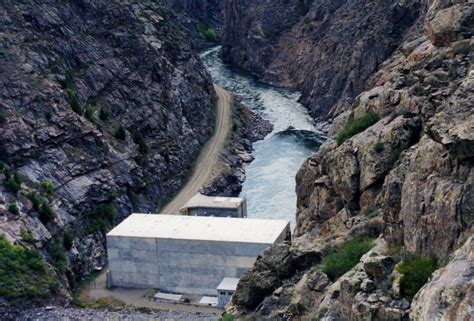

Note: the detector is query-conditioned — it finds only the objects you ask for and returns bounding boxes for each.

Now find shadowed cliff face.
[221,0,428,123]
[227,0,473,319]
[0,0,216,297]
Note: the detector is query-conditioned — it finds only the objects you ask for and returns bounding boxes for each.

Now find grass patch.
[336,111,380,145]
[322,237,374,281]
[0,236,57,300]
[219,313,235,321]
[396,256,437,300]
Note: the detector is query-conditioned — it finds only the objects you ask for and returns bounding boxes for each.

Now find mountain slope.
[0,0,216,302]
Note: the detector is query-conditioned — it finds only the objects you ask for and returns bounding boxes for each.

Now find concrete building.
[217,277,239,308]
[106,214,290,296]
[180,193,247,218]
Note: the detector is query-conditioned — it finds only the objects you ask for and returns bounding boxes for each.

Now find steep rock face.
[410,236,474,321]
[0,0,215,298]
[221,0,427,122]
[227,1,473,320]
[166,0,222,49]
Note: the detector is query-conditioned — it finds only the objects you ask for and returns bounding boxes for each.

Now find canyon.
[0,0,473,320]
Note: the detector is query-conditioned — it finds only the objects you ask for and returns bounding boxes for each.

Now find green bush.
[84,106,96,123]
[9,203,20,215]
[396,256,437,300]
[366,209,380,218]
[61,74,83,115]
[87,202,117,234]
[373,142,384,153]
[39,203,55,224]
[20,230,37,244]
[27,191,44,211]
[4,170,22,193]
[336,111,380,145]
[322,237,374,281]
[197,23,219,43]
[41,179,54,195]
[63,232,74,250]
[114,125,127,140]
[99,107,112,121]
[132,131,148,154]
[48,241,67,273]
[0,237,56,300]
[219,313,235,321]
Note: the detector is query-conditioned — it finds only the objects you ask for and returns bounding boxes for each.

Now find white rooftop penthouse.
[106,214,290,296]
[180,193,247,218]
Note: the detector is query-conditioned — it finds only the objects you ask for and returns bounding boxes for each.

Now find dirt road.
[162,84,232,214]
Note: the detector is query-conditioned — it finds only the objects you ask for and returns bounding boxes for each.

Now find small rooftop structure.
[107,214,290,295]
[217,278,240,308]
[180,193,247,218]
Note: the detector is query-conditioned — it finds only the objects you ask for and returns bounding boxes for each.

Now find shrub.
[0,236,56,300]
[41,179,54,195]
[48,241,67,273]
[366,209,380,218]
[322,237,374,281]
[99,107,112,121]
[21,230,37,244]
[114,125,127,140]
[4,171,22,193]
[9,203,20,215]
[197,23,219,43]
[84,106,96,123]
[63,232,74,250]
[87,202,117,234]
[61,74,83,115]
[132,131,148,154]
[219,313,235,321]
[27,191,43,211]
[0,110,5,124]
[39,203,55,224]
[373,142,384,153]
[396,256,437,300]
[336,111,380,145]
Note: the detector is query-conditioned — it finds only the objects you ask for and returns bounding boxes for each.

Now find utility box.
[217,277,239,308]
[180,193,247,218]
[106,214,290,296]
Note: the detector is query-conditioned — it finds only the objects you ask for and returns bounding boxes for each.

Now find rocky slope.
[227,0,473,320]
[221,0,429,124]
[0,0,216,304]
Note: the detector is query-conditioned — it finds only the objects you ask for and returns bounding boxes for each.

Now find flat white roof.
[107,214,289,244]
[154,292,182,302]
[182,193,244,210]
[199,296,218,306]
[217,278,240,291]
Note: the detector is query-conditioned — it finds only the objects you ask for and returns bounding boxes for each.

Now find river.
[200,47,325,228]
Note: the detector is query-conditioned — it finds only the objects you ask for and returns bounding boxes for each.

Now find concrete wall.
[107,236,274,295]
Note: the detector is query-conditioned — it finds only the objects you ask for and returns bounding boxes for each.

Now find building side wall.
[107,236,273,295]
[188,207,240,218]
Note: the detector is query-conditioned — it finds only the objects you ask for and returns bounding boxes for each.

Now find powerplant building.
[180,193,247,218]
[106,214,290,296]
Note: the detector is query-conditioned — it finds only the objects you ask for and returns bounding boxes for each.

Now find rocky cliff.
[166,0,222,49]
[221,0,429,124]
[0,0,216,303]
[227,0,473,320]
